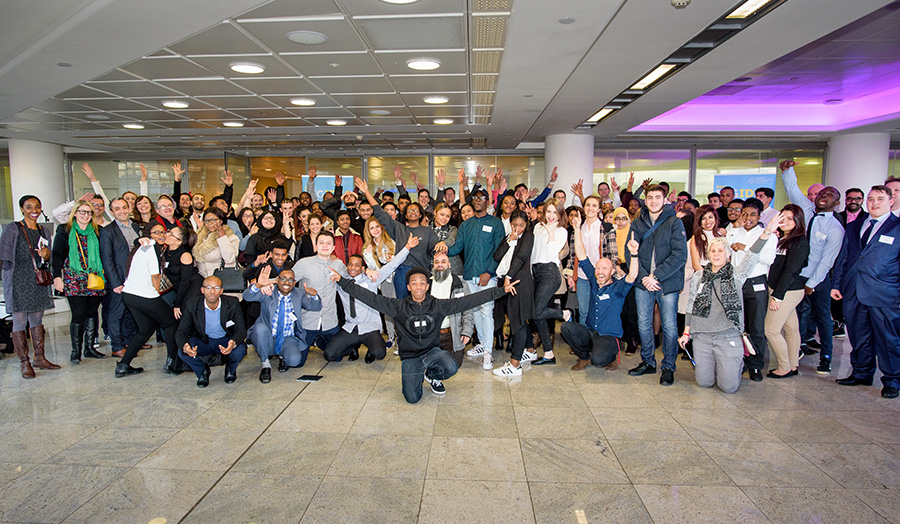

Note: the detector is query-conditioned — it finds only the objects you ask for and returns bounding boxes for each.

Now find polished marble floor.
[0,314,899,524]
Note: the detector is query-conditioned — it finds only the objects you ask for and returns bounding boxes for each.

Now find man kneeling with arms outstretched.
[331,266,518,403]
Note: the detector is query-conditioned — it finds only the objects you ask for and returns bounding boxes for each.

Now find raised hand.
[436,168,446,186]
[275,172,285,186]
[393,165,403,182]
[265,187,277,203]
[410,170,420,186]
[667,188,677,202]
[81,163,97,182]
[549,166,558,184]
[458,168,466,185]
[610,177,620,194]
[254,251,271,267]
[765,212,786,234]
[570,213,582,230]
[475,165,484,182]
[78,191,94,202]
[334,174,342,187]
[434,241,448,253]
[498,176,508,194]
[527,187,540,200]
[248,179,258,192]
[641,177,653,189]
[626,232,639,255]
[257,265,273,288]
[221,170,233,186]
[308,165,318,179]
[139,163,148,182]
[405,232,420,250]
[172,162,185,181]
[627,172,635,190]
[354,176,369,195]
[303,282,317,296]
[779,160,797,172]
[571,179,584,202]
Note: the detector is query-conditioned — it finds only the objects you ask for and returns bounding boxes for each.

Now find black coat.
[175,295,246,348]
[99,221,141,289]
[836,209,868,229]
[494,229,534,327]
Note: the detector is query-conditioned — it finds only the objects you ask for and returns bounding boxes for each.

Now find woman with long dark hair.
[492,211,536,376]
[295,213,325,260]
[765,203,809,378]
[52,200,107,363]
[689,204,726,271]
[132,195,157,228]
[163,226,203,320]
[0,195,58,378]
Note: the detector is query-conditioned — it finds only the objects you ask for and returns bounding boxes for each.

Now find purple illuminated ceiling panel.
[632,3,900,133]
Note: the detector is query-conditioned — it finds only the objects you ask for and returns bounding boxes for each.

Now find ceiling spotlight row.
[579,0,784,128]
[120,117,452,129]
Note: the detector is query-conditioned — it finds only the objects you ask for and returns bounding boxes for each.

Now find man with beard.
[755,187,778,226]
[187,192,206,231]
[837,188,867,227]
[430,251,474,367]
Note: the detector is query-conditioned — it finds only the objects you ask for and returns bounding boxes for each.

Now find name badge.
[753,283,766,292]
[287,312,298,324]
[454,292,465,298]
[598,294,610,301]
[815,231,827,240]
[879,235,894,245]
[482,225,493,233]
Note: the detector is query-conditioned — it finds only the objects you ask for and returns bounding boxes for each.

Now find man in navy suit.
[99,198,142,358]
[242,266,322,383]
[832,185,900,399]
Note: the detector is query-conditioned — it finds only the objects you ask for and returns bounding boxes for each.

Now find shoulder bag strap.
[17,221,41,270]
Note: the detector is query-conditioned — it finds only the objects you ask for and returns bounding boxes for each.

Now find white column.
[544,134,594,206]
[9,139,67,220]
[825,132,891,198]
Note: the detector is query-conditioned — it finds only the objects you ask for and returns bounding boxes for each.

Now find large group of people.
[2,158,898,402]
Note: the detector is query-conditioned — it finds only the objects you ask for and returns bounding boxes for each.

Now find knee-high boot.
[12,331,35,378]
[83,317,106,359]
[69,322,84,363]
[30,325,60,370]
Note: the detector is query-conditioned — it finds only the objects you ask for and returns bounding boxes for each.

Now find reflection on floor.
[0,313,899,524]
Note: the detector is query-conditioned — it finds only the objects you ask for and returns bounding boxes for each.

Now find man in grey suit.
[99,198,141,358]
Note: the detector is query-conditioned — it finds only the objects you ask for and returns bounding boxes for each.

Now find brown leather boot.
[30,326,60,370]
[605,360,619,371]
[12,331,35,379]
[571,359,590,371]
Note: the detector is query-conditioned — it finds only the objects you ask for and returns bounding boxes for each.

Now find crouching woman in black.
[331,266,518,403]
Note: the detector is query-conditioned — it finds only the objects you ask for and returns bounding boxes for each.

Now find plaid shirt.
[271,292,296,338]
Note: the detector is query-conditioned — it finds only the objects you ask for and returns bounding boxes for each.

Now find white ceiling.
[0,0,898,156]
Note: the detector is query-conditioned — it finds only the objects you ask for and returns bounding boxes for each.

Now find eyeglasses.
[202,285,222,291]
[75,210,92,216]
[277,277,295,283]
[204,218,222,224]
[472,195,487,202]
[157,204,174,210]
[846,197,864,202]
[614,217,629,221]
[150,230,166,236]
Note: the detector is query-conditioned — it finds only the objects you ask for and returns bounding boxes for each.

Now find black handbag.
[213,261,244,292]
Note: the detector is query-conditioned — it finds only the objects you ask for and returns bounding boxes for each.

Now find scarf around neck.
[68,222,103,274]
[692,262,741,328]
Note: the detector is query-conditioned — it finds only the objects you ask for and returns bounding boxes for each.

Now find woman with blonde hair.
[192,207,240,278]
[362,216,400,349]
[52,200,107,362]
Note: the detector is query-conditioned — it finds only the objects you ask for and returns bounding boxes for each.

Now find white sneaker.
[493,362,522,377]
[520,350,538,362]
[393,348,399,356]
[482,352,493,370]
[467,344,484,357]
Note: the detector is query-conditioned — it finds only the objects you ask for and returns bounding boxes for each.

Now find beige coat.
[193,225,240,277]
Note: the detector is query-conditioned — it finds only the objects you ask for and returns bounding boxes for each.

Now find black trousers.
[66,295,103,324]
[322,326,386,362]
[121,293,178,365]
[560,322,620,367]
[742,275,769,371]
[533,263,564,353]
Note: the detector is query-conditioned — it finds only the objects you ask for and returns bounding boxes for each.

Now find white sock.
[261,359,271,369]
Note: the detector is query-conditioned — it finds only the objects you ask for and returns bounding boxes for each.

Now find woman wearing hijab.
[613,207,640,353]
[242,210,288,264]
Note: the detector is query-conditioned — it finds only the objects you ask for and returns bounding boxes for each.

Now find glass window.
[695,149,824,210]
[247,156,306,202]
[367,156,428,197]
[433,155,545,197]
[0,154,11,224]
[304,157,362,201]
[889,149,900,180]
[593,150,690,199]
[69,159,182,203]
[186,158,250,204]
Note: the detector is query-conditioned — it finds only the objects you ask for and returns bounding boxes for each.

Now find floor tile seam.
[37,424,106,469]
[844,486,900,523]
[633,483,773,524]
[176,360,331,524]
[780,439,893,490]
[52,464,133,524]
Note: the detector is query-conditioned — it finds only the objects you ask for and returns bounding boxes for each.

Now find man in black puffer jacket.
[623,185,688,386]
[333,266,517,403]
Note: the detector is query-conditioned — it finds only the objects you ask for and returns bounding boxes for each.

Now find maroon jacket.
[333,229,363,265]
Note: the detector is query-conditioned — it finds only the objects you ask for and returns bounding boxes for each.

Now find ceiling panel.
[262,94,339,107]
[280,51,383,76]
[238,20,367,54]
[120,56,218,80]
[355,17,465,50]
[237,0,340,19]
[228,108,299,119]
[31,99,95,112]
[56,122,118,131]
[85,81,184,98]
[6,110,82,123]
[196,95,279,108]
[253,118,313,127]
[155,79,251,96]
[198,119,264,127]
[408,105,470,117]
[151,120,216,129]
[342,0,466,16]
[58,85,110,99]
[377,50,467,75]
[232,76,321,94]
[111,110,190,121]
[188,55,299,78]
[171,109,244,119]
[90,69,142,82]
[304,117,365,126]
[310,75,394,93]
[361,116,415,125]
[74,98,157,111]
[350,107,412,118]
[168,23,269,56]
[331,93,403,106]
[390,74,467,92]
[287,107,355,118]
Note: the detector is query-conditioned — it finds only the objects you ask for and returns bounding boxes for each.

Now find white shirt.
[430,276,453,329]
[495,239,518,278]
[122,244,160,299]
[531,223,567,266]
[577,219,603,280]
[863,212,891,242]
[726,225,777,278]
[760,207,778,226]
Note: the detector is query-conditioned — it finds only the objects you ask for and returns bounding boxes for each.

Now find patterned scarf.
[68,222,103,274]
[692,262,741,328]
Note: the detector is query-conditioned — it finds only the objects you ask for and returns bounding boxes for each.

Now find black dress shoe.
[882,386,899,399]
[806,338,822,350]
[628,362,656,376]
[114,362,144,378]
[790,368,799,376]
[197,365,210,388]
[836,376,873,386]
[259,367,271,384]
[163,357,183,375]
[766,369,793,379]
[349,346,360,362]
[749,368,763,382]
[532,357,556,366]
[278,357,289,373]
[364,351,377,364]
[660,368,674,386]
[224,367,237,384]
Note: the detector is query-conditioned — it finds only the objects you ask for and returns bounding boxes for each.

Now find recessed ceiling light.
[824,99,844,105]
[586,108,614,123]
[559,17,576,24]
[223,121,245,127]
[122,123,144,129]
[630,64,677,90]
[85,114,109,120]
[380,0,420,4]
[230,62,265,74]
[423,95,449,104]
[57,62,72,68]
[327,119,347,126]
[290,97,316,106]
[370,109,391,115]
[162,100,189,109]
[726,0,775,19]
[406,58,441,71]
[433,118,453,125]
[607,164,616,169]
[287,30,328,45]
[804,160,821,165]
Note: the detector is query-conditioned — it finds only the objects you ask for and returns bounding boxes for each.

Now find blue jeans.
[797,276,833,362]
[393,265,412,300]
[576,278,591,326]
[178,336,247,379]
[634,288,679,371]
[467,276,496,356]
[400,347,459,404]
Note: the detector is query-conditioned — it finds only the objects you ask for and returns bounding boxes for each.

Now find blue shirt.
[580,259,632,338]
[447,214,505,279]
[203,302,226,339]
